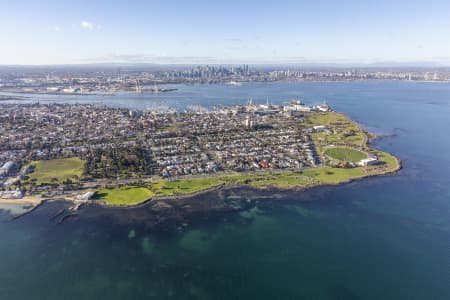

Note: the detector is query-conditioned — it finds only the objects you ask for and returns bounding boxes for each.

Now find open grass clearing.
[324,147,368,163]
[306,112,365,147]
[25,157,85,184]
[302,167,366,184]
[97,186,154,205]
[151,177,223,196]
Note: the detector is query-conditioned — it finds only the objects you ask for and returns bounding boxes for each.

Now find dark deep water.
[1,81,450,299]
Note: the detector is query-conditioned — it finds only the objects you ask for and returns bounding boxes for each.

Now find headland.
[0,100,400,214]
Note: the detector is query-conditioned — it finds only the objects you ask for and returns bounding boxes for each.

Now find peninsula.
[0,101,400,209]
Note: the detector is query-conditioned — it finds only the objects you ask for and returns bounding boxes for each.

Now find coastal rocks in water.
[239,206,264,220]
[150,201,174,212]
[0,203,31,215]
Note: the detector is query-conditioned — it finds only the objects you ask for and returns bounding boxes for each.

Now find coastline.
[6,110,402,213]
[7,155,400,215]
[97,149,401,209]
[0,196,42,206]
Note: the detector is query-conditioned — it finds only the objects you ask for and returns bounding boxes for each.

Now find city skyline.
[1,0,450,65]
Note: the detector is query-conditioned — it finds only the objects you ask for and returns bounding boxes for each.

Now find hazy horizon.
[1,61,450,69]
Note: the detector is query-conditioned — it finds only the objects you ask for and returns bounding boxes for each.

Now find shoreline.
[5,110,402,215]
[9,157,400,212]
[0,196,42,206]
[97,153,402,209]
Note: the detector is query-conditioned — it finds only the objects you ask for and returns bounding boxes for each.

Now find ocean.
[1,81,450,299]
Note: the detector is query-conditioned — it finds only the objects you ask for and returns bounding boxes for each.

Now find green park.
[24,157,85,184]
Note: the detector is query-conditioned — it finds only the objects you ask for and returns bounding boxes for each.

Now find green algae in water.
[128,229,136,239]
[72,272,112,296]
[285,205,313,217]
[188,284,210,299]
[179,229,212,254]
[71,239,82,247]
[117,280,133,295]
[249,214,281,235]
[142,237,155,255]
[239,206,264,220]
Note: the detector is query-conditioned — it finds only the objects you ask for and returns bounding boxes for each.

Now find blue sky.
[1,0,450,65]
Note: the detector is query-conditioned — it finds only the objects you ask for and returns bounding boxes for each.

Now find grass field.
[305,112,365,147]
[97,186,154,205]
[366,149,401,174]
[324,147,368,163]
[26,157,85,184]
[302,167,366,184]
[150,177,223,196]
[248,172,312,188]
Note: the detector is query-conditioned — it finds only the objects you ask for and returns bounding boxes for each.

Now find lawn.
[150,177,223,196]
[248,172,312,188]
[26,157,85,184]
[306,112,365,147]
[324,147,368,163]
[372,150,399,167]
[305,111,346,127]
[365,149,401,174]
[97,186,154,205]
[302,167,366,184]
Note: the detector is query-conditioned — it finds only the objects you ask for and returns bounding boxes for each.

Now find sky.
[1,0,450,65]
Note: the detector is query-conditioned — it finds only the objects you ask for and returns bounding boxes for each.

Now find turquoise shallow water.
[1,81,450,299]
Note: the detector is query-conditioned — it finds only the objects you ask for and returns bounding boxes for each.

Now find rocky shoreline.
[4,157,401,229]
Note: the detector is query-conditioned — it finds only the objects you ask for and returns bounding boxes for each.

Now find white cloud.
[80,21,101,30]
[54,26,61,32]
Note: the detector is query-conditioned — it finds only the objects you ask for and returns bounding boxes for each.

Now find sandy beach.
[0,196,42,206]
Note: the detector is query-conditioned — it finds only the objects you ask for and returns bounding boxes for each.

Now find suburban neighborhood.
[0,99,398,205]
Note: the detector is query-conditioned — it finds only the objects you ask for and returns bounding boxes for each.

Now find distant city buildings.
[1,65,449,95]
